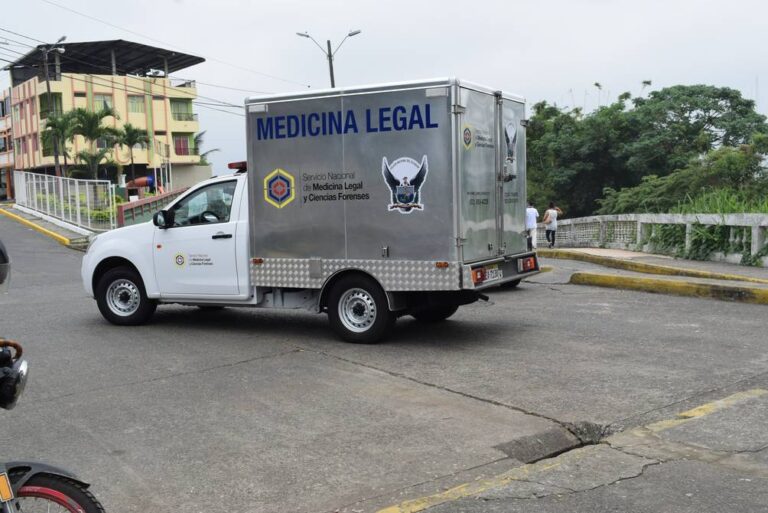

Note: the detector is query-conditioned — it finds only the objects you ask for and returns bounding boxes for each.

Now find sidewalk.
[0,206,90,251]
[533,248,768,305]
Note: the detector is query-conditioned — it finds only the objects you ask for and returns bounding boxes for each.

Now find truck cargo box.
[246,78,530,291]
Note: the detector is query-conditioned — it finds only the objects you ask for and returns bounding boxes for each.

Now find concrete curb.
[0,208,71,246]
[538,248,768,285]
[570,272,768,305]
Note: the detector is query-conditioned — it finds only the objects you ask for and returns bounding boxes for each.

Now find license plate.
[485,265,503,281]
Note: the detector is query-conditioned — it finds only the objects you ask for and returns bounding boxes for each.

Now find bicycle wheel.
[15,474,104,513]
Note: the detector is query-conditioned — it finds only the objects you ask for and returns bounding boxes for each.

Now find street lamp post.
[296,30,361,88]
[40,36,66,177]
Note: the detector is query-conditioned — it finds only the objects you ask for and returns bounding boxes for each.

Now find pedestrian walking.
[525,201,539,250]
[542,202,563,248]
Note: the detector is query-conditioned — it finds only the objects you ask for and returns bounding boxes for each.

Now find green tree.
[598,137,768,214]
[625,85,767,179]
[194,131,219,166]
[40,111,75,174]
[69,149,115,181]
[116,123,149,182]
[69,107,120,179]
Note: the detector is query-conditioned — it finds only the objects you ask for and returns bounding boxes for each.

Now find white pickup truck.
[81,79,539,343]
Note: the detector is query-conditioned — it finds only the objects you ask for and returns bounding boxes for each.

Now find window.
[170,181,237,226]
[14,139,21,155]
[173,133,193,155]
[42,135,53,157]
[32,135,38,152]
[0,138,6,153]
[155,130,167,136]
[29,99,35,116]
[12,105,20,125]
[74,92,86,98]
[170,100,194,121]
[96,137,110,149]
[93,94,112,111]
[39,93,63,119]
[21,138,27,153]
[128,95,145,114]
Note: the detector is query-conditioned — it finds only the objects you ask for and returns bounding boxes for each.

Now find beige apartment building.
[0,89,12,199]
[6,39,213,192]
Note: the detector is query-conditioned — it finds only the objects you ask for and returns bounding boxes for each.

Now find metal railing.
[116,187,188,227]
[171,112,198,121]
[13,170,116,232]
[538,213,768,260]
[170,79,196,88]
[174,146,199,156]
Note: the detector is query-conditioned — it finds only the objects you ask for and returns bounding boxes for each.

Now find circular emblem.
[463,127,472,147]
[175,253,185,267]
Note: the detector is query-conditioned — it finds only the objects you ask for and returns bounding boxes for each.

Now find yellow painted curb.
[537,249,768,285]
[0,209,71,246]
[570,272,768,305]
[378,388,768,513]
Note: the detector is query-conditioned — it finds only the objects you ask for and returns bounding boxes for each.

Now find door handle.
[212,233,232,239]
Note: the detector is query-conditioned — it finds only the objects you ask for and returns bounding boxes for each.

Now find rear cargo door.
[458,88,498,262]
[498,97,528,255]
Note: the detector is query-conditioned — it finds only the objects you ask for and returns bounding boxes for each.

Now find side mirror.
[153,210,174,229]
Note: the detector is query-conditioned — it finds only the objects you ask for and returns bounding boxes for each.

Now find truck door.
[458,87,499,262]
[153,180,240,296]
[498,97,528,255]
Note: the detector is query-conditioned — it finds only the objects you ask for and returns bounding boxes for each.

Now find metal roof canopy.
[6,39,205,86]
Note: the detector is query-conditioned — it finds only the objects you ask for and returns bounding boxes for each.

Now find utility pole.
[40,36,66,177]
[326,40,335,88]
[296,30,361,88]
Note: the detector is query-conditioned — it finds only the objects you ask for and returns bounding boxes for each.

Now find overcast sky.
[3,0,768,173]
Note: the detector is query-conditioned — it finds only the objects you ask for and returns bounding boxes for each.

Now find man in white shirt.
[525,201,539,250]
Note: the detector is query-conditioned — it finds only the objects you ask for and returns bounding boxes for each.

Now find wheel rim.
[17,486,85,512]
[338,288,377,333]
[106,278,140,317]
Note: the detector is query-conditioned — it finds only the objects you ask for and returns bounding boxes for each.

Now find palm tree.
[116,123,149,182]
[69,149,114,180]
[194,131,220,166]
[70,107,120,180]
[40,111,75,175]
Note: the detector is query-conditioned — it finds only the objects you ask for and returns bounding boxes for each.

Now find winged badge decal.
[381,155,429,214]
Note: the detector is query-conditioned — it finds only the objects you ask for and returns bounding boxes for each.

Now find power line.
[0,27,270,99]
[35,0,311,88]
[0,31,245,109]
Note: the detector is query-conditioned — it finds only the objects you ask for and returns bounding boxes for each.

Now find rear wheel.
[15,474,105,513]
[411,304,459,322]
[96,266,156,325]
[328,275,394,344]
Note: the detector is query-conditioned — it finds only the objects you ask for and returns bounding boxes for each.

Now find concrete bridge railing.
[538,213,768,266]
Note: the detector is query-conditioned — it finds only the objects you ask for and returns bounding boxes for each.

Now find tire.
[411,304,459,322]
[500,279,522,289]
[95,266,156,325]
[327,274,394,344]
[15,474,105,513]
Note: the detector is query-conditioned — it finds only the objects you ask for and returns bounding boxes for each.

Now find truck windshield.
[171,180,237,226]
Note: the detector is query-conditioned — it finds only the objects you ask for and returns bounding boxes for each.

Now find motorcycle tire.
[15,474,105,513]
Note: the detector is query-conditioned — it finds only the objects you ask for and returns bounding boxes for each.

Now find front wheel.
[411,304,459,322]
[95,266,156,325]
[15,474,105,513]
[327,275,394,344]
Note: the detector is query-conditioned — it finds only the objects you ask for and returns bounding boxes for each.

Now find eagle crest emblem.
[381,155,429,214]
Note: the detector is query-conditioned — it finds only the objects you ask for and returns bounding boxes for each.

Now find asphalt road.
[1,215,766,513]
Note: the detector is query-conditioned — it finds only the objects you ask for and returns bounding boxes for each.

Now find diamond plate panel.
[251,258,463,291]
